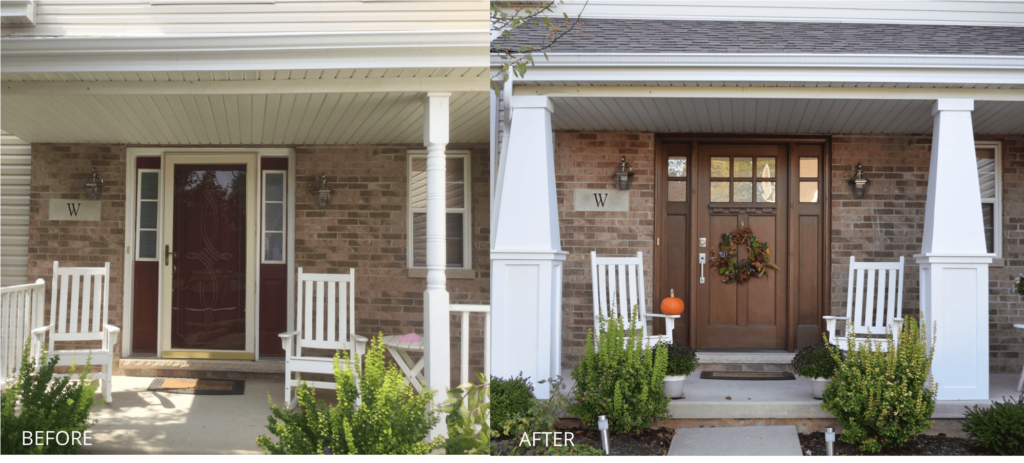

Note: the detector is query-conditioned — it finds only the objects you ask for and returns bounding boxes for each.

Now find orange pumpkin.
[661,289,685,316]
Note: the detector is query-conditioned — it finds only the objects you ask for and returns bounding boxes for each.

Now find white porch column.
[915,98,991,401]
[491,94,566,399]
[423,92,450,435]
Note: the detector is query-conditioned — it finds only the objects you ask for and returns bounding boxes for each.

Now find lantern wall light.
[848,163,870,198]
[84,167,104,200]
[612,156,635,191]
[311,174,332,207]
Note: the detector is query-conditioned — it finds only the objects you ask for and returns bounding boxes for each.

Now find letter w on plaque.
[573,189,629,212]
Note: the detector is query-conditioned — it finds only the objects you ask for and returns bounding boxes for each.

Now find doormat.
[147,378,245,395]
[700,371,795,381]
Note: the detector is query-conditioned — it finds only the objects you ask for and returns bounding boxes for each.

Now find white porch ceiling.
[549,97,1024,135]
[0,68,490,144]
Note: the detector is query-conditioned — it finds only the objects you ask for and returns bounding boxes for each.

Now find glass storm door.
[161,155,257,359]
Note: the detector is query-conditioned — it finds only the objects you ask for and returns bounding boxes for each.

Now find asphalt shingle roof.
[492,18,1024,55]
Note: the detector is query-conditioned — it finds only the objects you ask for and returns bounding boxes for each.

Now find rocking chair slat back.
[830,256,905,349]
[296,268,355,352]
[50,262,110,346]
[591,251,648,338]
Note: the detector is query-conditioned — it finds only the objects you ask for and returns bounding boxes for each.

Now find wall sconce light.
[612,156,635,191]
[848,163,870,198]
[84,168,104,200]
[311,174,332,207]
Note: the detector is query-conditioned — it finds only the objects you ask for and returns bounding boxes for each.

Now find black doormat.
[700,371,795,381]
[147,378,245,395]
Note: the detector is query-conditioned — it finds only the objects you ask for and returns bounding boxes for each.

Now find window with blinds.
[976,142,1001,258]
[136,170,160,260]
[262,171,286,263]
[408,153,470,269]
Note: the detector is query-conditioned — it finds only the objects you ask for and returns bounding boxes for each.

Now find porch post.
[915,98,991,401]
[423,92,451,436]
[491,94,566,399]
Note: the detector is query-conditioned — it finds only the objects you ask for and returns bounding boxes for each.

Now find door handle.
[699,253,706,284]
[165,244,178,267]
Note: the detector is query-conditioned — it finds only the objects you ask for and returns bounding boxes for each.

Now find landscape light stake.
[597,415,610,455]
[825,426,835,456]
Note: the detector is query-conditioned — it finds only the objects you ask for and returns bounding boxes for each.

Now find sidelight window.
[136,170,160,260]
[262,170,287,263]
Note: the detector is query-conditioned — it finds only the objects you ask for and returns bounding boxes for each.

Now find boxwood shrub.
[791,341,844,379]
[490,372,535,437]
[961,394,1024,455]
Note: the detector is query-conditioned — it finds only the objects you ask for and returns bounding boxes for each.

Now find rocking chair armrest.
[279,331,300,353]
[647,313,680,319]
[821,316,847,321]
[351,334,368,356]
[104,325,120,350]
[822,316,846,345]
[32,325,52,344]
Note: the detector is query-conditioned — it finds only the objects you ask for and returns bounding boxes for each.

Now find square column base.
[491,250,567,399]
[916,254,992,401]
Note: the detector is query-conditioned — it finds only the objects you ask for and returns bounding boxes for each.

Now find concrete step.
[696,351,796,373]
[668,425,803,456]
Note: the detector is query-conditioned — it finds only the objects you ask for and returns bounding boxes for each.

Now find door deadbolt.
[699,237,707,247]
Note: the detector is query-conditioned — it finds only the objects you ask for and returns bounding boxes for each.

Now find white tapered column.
[491,94,566,399]
[423,92,450,436]
[915,98,991,401]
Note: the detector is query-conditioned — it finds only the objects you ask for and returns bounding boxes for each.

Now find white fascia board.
[517,85,1024,102]
[1,30,488,74]
[491,53,1024,86]
[3,76,488,95]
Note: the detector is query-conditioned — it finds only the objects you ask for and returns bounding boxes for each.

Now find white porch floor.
[559,369,1021,420]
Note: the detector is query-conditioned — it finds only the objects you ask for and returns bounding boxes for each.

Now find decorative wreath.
[1014,271,1024,297]
[708,226,780,285]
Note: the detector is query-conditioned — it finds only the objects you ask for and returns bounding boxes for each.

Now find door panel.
[657,143,690,344]
[161,155,256,359]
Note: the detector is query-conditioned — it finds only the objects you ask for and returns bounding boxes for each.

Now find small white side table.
[381,334,425,392]
[1015,324,1024,392]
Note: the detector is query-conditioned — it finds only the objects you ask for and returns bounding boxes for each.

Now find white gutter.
[492,52,1024,70]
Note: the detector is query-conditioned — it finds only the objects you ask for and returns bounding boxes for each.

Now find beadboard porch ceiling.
[543,96,1024,135]
[0,68,490,144]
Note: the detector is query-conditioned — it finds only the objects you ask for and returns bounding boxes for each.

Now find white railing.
[450,304,490,385]
[1,279,45,387]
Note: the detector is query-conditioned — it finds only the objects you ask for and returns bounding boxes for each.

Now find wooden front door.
[656,138,830,351]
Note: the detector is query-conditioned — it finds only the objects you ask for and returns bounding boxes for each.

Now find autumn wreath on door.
[709,225,780,284]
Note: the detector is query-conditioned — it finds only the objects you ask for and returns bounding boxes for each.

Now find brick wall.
[830,134,1024,374]
[555,132,657,368]
[27,143,490,385]
[553,132,1023,374]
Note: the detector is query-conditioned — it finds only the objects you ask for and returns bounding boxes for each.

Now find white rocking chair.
[31,262,120,403]
[279,268,367,409]
[824,256,905,351]
[590,251,677,348]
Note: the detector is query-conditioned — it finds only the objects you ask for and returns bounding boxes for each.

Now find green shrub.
[820,317,936,453]
[498,376,572,447]
[568,310,669,435]
[657,342,699,376]
[257,334,439,455]
[1,340,99,455]
[792,341,844,378]
[490,372,536,437]
[961,394,1024,455]
[438,373,490,455]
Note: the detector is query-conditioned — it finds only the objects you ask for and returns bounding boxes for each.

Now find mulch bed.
[799,432,984,456]
[492,426,675,456]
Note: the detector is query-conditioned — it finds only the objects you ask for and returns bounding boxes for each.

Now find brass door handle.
[165,244,178,266]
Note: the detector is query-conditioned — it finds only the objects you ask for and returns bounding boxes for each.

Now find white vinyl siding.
[136,169,160,261]
[262,170,286,264]
[0,131,30,287]
[408,152,471,270]
[1,0,486,36]
[542,1,1024,27]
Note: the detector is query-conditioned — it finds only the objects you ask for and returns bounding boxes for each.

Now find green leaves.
[257,334,439,455]
[792,342,843,379]
[568,309,670,435]
[438,373,490,455]
[820,318,937,453]
[961,394,1024,455]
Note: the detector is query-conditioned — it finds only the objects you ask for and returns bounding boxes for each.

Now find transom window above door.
[709,156,777,203]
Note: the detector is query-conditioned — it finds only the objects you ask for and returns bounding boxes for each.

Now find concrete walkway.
[668,425,802,456]
[84,376,295,454]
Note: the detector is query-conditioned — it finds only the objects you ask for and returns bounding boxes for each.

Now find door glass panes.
[668,181,687,202]
[711,158,730,177]
[668,157,687,177]
[976,148,996,199]
[756,158,776,178]
[137,171,160,260]
[734,182,752,203]
[757,181,776,203]
[734,157,753,178]
[800,181,819,203]
[800,158,819,179]
[710,181,730,202]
